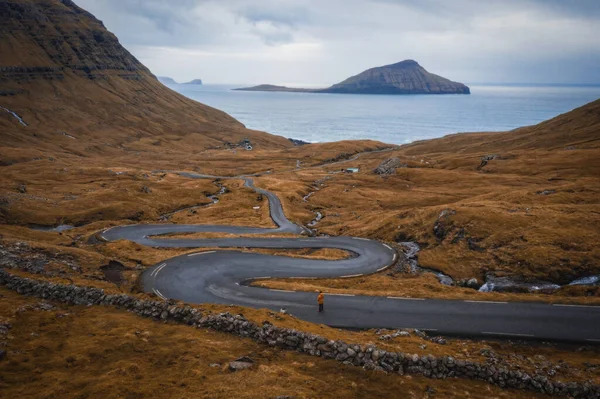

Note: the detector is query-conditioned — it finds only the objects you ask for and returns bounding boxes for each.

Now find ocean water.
[167,84,600,145]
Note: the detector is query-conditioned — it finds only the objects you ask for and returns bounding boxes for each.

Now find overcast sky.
[76,0,600,85]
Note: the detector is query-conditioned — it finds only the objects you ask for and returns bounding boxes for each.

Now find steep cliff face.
[0,0,149,81]
[325,60,470,95]
[0,0,291,163]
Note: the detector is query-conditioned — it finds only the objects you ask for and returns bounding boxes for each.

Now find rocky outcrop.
[374,157,405,175]
[236,60,470,95]
[477,154,500,170]
[1,269,598,398]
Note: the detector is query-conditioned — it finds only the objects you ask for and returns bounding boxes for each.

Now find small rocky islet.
[236,60,470,95]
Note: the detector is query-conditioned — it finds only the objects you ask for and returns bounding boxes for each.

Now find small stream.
[29,224,75,233]
[569,275,600,286]
[398,242,598,292]
[478,277,561,293]
[398,242,454,285]
[479,274,600,293]
[307,211,323,227]
[1,106,27,126]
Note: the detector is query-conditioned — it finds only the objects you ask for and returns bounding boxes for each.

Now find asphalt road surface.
[101,175,600,343]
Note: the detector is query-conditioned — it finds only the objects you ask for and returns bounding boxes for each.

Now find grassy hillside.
[0,0,292,166]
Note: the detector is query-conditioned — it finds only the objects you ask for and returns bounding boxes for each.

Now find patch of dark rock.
[141,185,152,194]
[128,211,144,221]
[0,322,11,335]
[451,228,466,244]
[100,260,130,285]
[477,154,500,170]
[433,209,456,240]
[0,241,81,275]
[467,238,485,252]
[17,184,27,193]
[0,349,6,361]
[374,157,406,175]
[288,138,309,146]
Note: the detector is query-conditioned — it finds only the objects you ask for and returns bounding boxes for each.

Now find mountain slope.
[236,60,470,95]
[400,98,600,156]
[0,0,291,164]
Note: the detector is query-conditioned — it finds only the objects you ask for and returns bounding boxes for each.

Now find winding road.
[101,174,600,343]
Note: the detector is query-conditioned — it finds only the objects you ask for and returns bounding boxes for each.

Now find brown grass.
[1,288,597,399]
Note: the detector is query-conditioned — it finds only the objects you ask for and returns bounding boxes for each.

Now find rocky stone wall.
[0,268,598,398]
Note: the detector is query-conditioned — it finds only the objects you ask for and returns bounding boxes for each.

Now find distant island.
[157,76,178,85]
[157,77,203,85]
[237,84,315,93]
[235,60,470,95]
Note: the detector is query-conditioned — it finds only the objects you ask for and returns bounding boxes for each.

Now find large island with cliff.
[235,60,470,95]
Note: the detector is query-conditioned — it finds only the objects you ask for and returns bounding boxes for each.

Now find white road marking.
[387,297,425,301]
[383,244,392,250]
[341,274,363,278]
[153,288,167,300]
[188,251,216,257]
[353,237,370,241]
[377,266,388,272]
[330,293,355,297]
[553,304,599,308]
[392,253,397,261]
[255,276,271,280]
[482,332,534,337]
[151,263,167,277]
[464,300,508,304]
[270,289,294,293]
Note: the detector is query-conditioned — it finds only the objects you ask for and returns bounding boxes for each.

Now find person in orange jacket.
[317,291,324,312]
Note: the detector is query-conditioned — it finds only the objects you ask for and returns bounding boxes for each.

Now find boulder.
[466,278,481,289]
[229,361,253,371]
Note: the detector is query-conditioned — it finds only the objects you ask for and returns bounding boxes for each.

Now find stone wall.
[0,268,598,399]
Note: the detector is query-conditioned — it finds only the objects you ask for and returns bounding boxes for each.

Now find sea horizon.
[165,83,600,145]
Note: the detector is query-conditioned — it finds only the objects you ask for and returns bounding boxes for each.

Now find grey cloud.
[73,0,600,84]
